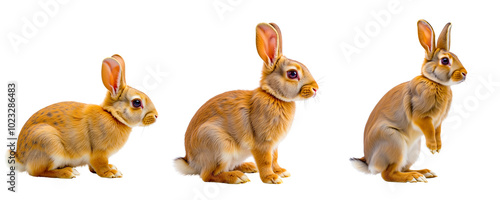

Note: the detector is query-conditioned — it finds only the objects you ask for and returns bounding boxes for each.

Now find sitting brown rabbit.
[10,54,158,178]
[175,23,319,184]
[350,20,467,183]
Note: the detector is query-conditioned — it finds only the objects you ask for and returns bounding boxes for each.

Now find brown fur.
[351,20,466,182]
[175,23,318,184]
[11,55,158,178]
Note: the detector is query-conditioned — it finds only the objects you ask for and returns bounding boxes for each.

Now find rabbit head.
[101,54,158,127]
[256,23,318,102]
[418,20,467,86]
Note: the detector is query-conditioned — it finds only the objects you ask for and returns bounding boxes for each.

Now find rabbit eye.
[287,70,299,80]
[131,99,142,108]
[441,57,450,65]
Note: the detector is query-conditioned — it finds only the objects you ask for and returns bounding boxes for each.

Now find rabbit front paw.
[261,174,283,184]
[93,164,123,178]
[273,167,290,178]
[100,169,122,178]
[426,141,439,154]
[104,164,123,178]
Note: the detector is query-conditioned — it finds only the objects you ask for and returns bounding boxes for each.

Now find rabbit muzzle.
[451,68,467,83]
[299,82,319,99]
[142,111,158,126]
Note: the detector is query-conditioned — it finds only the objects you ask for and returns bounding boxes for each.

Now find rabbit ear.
[102,57,126,98]
[256,23,281,69]
[268,23,283,55]
[417,20,436,60]
[437,23,452,51]
[111,54,126,85]
[112,54,125,67]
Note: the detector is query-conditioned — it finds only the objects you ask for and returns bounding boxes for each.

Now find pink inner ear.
[102,58,121,95]
[423,29,432,50]
[110,65,120,93]
[267,36,277,63]
[257,24,279,65]
[418,22,434,52]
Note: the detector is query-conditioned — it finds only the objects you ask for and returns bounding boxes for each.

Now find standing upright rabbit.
[9,54,158,178]
[174,23,318,184]
[350,20,467,182]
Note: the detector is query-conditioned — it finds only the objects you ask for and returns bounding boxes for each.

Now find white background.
[2,0,499,199]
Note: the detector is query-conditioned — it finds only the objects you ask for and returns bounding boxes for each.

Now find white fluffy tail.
[174,157,198,175]
[6,150,25,172]
[349,157,370,174]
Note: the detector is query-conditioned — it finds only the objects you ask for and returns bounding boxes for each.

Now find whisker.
[140,126,148,137]
[316,75,328,87]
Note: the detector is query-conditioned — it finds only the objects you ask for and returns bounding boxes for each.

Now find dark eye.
[441,57,450,65]
[131,99,142,108]
[287,70,298,79]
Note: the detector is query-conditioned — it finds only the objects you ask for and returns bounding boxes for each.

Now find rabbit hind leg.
[195,122,251,184]
[369,128,427,183]
[404,169,437,178]
[26,151,79,178]
[23,124,77,178]
[401,138,437,178]
[31,166,79,179]
[200,162,250,184]
[198,145,251,184]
